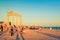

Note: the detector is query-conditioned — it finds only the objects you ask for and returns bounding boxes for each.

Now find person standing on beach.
[20,27,25,35]
[10,26,14,36]
[1,25,3,32]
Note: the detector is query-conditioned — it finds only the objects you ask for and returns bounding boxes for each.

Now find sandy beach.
[23,29,60,40]
[0,29,60,40]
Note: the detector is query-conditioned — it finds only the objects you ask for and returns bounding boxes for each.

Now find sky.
[0,0,60,26]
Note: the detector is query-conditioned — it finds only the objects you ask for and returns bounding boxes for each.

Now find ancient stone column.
[16,15,18,27]
[12,15,14,26]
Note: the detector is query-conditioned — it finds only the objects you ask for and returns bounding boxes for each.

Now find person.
[14,25,18,32]
[20,27,25,35]
[1,25,3,32]
[0,25,1,32]
[10,27,14,36]
[14,25,16,28]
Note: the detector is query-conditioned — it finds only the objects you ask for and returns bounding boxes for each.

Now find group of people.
[10,25,26,36]
[0,24,26,36]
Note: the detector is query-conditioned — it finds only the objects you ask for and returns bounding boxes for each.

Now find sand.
[23,29,60,40]
[0,29,60,40]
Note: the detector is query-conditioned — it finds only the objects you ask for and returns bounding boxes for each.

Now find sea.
[43,26,60,30]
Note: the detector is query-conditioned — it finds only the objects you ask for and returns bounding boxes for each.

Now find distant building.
[29,26,42,30]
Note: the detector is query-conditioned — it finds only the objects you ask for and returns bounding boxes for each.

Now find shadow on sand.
[20,33,25,40]
[16,32,25,40]
[16,33,20,40]
[37,31,60,39]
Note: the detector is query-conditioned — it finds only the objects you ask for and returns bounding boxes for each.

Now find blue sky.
[0,0,60,26]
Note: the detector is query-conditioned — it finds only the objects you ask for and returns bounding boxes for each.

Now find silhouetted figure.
[10,28,14,36]
[14,25,16,28]
[1,25,3,32]
[13,25,17,31]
